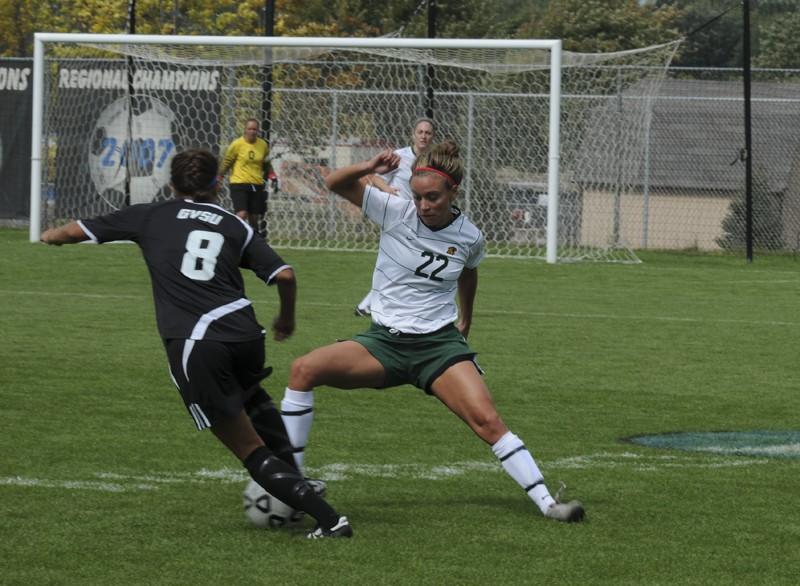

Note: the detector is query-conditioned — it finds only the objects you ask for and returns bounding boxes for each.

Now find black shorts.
[230,183,267,214]
[164,337,272,430]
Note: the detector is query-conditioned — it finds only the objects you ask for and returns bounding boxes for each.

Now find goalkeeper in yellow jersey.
[218,118,278,238]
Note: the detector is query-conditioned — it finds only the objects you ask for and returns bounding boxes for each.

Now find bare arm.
[456,267,478,339]
[40,222,90,246]
[218,142,236,178]
[271,267,296,341]
[324,150,400,208]
[367,174,399,195]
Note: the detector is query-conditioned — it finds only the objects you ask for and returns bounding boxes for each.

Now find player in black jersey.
[40,148,352,539]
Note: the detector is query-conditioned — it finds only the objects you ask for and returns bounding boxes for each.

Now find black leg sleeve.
[244,387,298,470]
[244,446,339,530]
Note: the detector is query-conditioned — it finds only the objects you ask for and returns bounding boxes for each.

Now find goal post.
[30,33,677,263]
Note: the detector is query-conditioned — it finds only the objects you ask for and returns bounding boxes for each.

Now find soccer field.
[1,227,798,585]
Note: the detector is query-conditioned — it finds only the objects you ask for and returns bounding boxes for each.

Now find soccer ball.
[242,480,304,529]
[88,95,179,206]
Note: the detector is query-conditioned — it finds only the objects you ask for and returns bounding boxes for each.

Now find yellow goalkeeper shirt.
[220,137,270,185]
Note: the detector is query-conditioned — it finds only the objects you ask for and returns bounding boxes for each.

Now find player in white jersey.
[355,117,436,316]
[280,141,586,526]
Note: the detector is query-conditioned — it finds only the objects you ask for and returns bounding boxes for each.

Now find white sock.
[280,388,314,474]
[491,430,555,514]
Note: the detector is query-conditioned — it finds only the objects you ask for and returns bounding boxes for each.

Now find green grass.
[1,227,798,585]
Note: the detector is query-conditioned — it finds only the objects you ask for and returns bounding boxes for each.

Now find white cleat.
[545,500,586,523]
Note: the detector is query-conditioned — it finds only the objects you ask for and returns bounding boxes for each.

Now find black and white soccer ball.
[242,479,304,529]
[88,95,179,206]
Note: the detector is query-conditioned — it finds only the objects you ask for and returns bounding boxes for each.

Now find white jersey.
[362,185,486,334]
[378,146,416,200]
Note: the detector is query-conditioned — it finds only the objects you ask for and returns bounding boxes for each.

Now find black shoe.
[353,306,371,317]
[307,516,353,539]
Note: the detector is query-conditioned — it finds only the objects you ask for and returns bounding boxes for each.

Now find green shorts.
[353,323,479,394]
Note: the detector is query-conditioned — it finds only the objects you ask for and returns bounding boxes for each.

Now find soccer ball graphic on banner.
[242,480,304,529]
[89,95,178,206]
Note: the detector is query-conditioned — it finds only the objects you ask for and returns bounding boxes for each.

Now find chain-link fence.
[630,67,800,253]
[24,37,800,256]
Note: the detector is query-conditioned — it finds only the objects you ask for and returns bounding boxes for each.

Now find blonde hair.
[412,117,435,134]
[413,140,463,187]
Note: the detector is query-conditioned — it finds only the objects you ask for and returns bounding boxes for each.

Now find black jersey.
[79,198,288,342]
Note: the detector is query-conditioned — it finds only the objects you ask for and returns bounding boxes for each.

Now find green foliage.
[0,0,380,57]
[754,11,800,68]
[2,227,799,584]
[656,0,742,67]
[2,0,799,66]
[0,0,124,56]
[517,0,681,52]
[717,165,786,251]
[658,0,800,68]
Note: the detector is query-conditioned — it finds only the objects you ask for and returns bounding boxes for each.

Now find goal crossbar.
[32,33,563,50]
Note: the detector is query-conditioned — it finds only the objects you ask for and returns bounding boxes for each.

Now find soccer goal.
[30,33,678,263]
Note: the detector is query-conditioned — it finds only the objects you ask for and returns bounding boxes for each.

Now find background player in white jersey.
[281,141,585,525]
[355,117,436,317]
[40,148,352,539]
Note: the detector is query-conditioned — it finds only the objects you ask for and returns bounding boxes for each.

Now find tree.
[517,0,681,53]
[0,0,381,57]
[716,164,785,251]
[0,0,133,56]
[275,0,378,37]
[0,0,28,56]
[655,1,743,67]
[429,0,547,39]
[754,11,800,68]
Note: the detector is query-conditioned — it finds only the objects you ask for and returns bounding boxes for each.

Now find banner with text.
[51,59,222,219]
[0,59,32,220]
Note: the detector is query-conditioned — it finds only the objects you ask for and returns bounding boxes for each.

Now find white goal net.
[31,34,679,262]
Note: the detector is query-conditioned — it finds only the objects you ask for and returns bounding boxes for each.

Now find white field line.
[1,289,797,327]
[0,476,157,492]
[692,444,800,457]
[635,265,800,277]
[0,289,147,300]
[0,452,777,493]
[474,309,798,327]
[719,279,800,285]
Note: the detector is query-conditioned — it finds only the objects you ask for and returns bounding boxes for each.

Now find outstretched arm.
[40,222,89,246]
[324,150,400,208]
[367,174,399,195]
[271,267,296,342]
[456,267,478,339]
